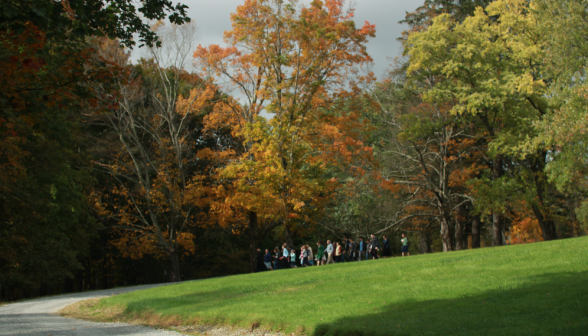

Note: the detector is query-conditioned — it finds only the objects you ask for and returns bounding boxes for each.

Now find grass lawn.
[85,237,588,335]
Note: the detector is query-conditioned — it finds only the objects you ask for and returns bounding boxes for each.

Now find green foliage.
[1,0,190,48]
[404,0,568,241]
[400,0,494,28]
[0,95,99,294]
[0,23,112,298]
[530,0,588,195]
[575,202,588,234]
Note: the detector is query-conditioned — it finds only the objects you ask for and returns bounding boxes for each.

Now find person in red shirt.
[334,242,343,263]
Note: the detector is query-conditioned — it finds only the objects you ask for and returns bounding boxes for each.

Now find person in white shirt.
[282,243,289,268]
[300,245,308,266]
[325,240,335,264]
[401,233,410,257]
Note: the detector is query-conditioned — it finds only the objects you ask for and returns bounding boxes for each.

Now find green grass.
[94,237,588,335]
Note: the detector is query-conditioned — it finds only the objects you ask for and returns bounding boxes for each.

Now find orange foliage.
[510,217,544,244]
[194,0,376,234]
[88,36,220,280]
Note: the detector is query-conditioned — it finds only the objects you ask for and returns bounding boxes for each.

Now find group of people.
[258,233,410,271]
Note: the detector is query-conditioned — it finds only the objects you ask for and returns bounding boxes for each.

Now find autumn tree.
[194,0,375,270]
[90,22,216,282]
[297,95,402,240]
[1,0,194,299]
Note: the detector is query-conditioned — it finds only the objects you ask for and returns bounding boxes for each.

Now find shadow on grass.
[312,271,588,336]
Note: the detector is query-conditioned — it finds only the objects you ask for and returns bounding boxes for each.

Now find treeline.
[0,0,250,301]
[1,0,587,301]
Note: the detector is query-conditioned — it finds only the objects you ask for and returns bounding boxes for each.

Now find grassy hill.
[79,237,588,335]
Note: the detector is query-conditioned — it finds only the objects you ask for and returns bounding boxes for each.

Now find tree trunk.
[531,204,558,241]
[284,224,294,248]
[530,152,559,241]
[455,223,463,250]
[248,211,260,273]
[492,213,503,246]
[455,205,464,250]
[169,248,181,282]
[440,217,453,252]
[492,155,504,246]
[471,215,481,248]
[419,231,431,254]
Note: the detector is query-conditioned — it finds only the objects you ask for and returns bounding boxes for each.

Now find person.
[300,245,308,267]
[370,234,380,260]
[334,242,343,263]
[264,249,273,270]
[366,241,372,260]
[307,244,314,266]
[290,249,297,268]
[273,247,282,270]
[348,238,356,261]
[282,243,290,268]
[316,241,325,266]
[401,233,410,257]
[382,235,392,258]
[358,237,365,261]
[325,240,335,264]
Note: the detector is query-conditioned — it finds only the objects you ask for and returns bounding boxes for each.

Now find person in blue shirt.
[290,249,297,268]
[264,249,273,270]
[358,237,365,261]
[325,240,335,264]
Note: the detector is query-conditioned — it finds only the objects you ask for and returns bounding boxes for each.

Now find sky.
[132,0,422,80]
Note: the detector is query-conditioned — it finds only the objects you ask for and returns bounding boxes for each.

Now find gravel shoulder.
[0,284,185,336]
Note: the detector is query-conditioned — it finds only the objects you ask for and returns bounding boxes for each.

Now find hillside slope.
[82,237,588,335]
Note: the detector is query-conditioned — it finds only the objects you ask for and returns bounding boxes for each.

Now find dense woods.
[1,0,587,301]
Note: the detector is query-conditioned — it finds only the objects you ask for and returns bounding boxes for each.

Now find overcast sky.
[133,0,421,80]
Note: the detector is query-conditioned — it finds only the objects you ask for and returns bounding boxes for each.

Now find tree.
[368,68,483,252]
[90,22,213,282]
[405,0,562,243]
[400,0,493,29]
[1,0,195,296]
[332,0,497,253]
[2,0,190,48]
[0,23,108,299]
[529,0,588,234]
[194,0,375,271]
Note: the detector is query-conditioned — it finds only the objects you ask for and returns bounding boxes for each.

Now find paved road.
[0,284,186,336]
